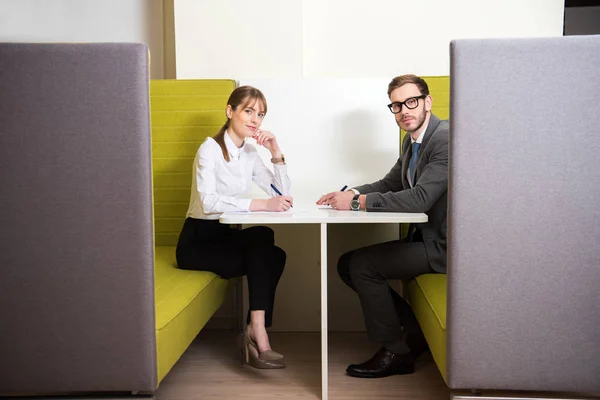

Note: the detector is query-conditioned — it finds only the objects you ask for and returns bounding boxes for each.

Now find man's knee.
[347,250,379,284]
[339,249,378,289]
[337,250,353,284]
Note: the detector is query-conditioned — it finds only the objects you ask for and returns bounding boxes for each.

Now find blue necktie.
[409,142,421,185]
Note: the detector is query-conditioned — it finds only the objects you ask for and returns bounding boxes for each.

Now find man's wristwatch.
[350,194,361,211]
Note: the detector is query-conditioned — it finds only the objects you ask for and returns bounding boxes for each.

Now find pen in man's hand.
[340,185,348,192]
[270,183,293,207]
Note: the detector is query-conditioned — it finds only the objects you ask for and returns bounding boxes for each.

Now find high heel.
[238,332,285,369]
[244,327,284,361]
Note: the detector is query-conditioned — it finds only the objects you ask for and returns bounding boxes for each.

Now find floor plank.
[155,331,450,399]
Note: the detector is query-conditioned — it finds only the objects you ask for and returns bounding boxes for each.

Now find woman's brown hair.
[213,85,268,162]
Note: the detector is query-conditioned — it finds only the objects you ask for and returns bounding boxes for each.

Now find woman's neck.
[227,129,245,148]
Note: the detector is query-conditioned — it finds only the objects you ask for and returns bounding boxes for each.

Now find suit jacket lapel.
[401,135,411,189]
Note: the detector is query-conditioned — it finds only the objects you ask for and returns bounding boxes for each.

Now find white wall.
[174,0,565,332]
[0,0,165,79]
[174,0,303,79]
[301,0,564,77]
[175,0,564,79]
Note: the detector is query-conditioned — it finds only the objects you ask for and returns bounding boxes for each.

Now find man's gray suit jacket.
[354,114,449,273]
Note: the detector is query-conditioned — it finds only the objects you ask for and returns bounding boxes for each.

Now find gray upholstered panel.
[447,36,600,392]
[0,43,156,394]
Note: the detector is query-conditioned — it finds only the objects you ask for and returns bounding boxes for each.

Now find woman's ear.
[226,105,233,119]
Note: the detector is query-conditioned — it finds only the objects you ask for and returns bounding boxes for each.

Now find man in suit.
[317,74,448,378]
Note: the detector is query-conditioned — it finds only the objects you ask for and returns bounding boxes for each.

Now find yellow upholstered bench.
[403,76,449,383]
[408,274,447,382]
[151,79,238,383]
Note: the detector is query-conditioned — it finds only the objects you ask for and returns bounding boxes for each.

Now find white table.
[220,206,428,400]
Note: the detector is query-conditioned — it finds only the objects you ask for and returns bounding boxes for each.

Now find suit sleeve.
[365,131,448,213]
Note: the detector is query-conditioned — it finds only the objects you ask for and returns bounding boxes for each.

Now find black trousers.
[176,218,286,327]
[337,238,434,354]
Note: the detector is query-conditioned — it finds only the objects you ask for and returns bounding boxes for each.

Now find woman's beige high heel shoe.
[244,327,284,361]
[238,332,285,369]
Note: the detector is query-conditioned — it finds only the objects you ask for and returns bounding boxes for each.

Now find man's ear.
[226,105,233,119]
[425,95,433,112]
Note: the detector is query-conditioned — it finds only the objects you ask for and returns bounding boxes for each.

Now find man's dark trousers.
[337,236,433,354]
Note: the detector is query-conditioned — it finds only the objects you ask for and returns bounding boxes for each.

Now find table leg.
[320,223,328,400]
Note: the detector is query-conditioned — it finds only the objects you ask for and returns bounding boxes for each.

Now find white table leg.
[320,223,328,400]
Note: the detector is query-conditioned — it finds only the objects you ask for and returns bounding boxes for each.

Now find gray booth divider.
[0,43,156,395]
[447,35,600,396]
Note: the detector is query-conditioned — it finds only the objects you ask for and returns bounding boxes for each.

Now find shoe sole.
[346,367,415,378]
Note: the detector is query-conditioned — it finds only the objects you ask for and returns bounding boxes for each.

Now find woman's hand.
[265,195,294,212]
[253,129,281,156]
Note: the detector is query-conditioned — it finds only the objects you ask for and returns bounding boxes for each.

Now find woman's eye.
[258,113,265,118]
[245,109,252,114]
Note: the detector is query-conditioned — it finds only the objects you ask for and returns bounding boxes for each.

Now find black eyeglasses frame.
[387,94,427,114]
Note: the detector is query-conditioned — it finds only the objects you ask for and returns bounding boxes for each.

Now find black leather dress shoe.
[346,347,415,378]
[406,332,429,360]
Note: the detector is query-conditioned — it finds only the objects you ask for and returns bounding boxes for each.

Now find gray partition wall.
[447,35,600,393]
[0,44,156,395]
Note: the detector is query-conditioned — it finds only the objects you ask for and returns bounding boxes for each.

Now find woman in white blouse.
[176,86,292,369]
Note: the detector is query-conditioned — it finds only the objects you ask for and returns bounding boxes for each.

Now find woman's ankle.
[247,324,271,352]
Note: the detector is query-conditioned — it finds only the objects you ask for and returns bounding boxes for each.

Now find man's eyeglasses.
[387,95,427,114]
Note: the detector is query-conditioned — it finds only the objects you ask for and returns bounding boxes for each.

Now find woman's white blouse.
[185,133,291,220]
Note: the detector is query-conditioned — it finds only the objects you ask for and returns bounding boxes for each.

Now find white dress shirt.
[185,132,292,220]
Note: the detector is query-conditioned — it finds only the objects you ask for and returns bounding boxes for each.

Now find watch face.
[351,199,360,211]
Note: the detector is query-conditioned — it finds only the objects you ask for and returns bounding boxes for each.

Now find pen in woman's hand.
[340,185,348,192]
[270,183,293,208]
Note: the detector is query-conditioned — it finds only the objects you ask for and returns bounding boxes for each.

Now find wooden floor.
[155,331,451,399]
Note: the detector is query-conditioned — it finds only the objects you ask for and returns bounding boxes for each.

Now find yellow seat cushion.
[154,246,234,383]
[408,273,447,383]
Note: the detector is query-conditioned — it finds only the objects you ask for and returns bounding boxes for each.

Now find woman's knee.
[274,245,286,263]
[245,225,275,245]
[273,246,286,274]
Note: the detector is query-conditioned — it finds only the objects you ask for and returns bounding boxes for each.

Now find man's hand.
[316,190,355,210]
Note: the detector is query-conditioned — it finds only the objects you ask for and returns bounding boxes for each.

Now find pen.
[270,183,293,207]
[340,185,348,192]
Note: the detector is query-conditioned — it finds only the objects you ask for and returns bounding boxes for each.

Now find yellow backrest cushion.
[150,80,236,246]
[425,76,450,121]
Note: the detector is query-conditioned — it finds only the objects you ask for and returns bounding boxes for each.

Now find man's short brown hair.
[387,74,430,98]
